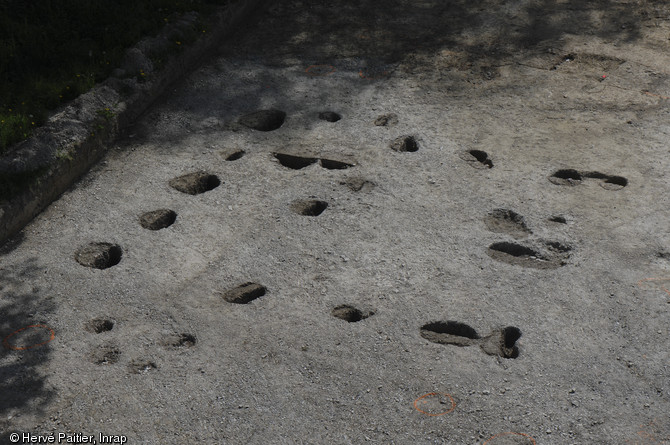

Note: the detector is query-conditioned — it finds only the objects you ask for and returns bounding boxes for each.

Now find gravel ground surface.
[2,1,670,444]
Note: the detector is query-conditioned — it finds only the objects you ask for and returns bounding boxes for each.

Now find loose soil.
[1,0,670,443]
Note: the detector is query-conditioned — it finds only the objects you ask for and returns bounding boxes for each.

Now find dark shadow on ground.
[117,0,668,145]
[0,254,55,435]
[232,0,658,64]
[0,232,25,256]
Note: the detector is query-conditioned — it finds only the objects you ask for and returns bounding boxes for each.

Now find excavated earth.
[2,1,670,443]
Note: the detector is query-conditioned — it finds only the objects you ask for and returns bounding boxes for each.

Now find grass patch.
[0,0,237,154]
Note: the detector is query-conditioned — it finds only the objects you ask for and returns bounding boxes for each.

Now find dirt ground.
[2,1,670,443]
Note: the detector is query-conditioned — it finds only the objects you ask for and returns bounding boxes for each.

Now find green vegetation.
[0,0,234,154]
[96,107,116,121]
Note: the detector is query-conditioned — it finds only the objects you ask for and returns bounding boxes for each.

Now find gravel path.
[2,1,670,443]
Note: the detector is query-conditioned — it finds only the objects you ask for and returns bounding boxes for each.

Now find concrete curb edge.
[0,0,268,245]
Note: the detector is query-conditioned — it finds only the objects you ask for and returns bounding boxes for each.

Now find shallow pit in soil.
[84,318,114,334]
[318,111,341,122]
[291,199,328,216]
[374,113,398,126]
[550,169,628,189]
[165,333,197,348]
[91,345,120,365]
[549,215,567,224]
[221,282,267,304]
[502,327,522,350]
[75,242,123,269]
[238,109,286,131]
[484,209,531,238]
[390,135,418,152]
[489,242,540,258]
[274,153,318,170]
[225,150,245,161]
[169,171,220,195]
[320,158,353,170]
[332,305,372,322]
[601,175,628,190]
[469,150,493,168]
[341,177,375,192]
[139,209,177,230]
[460,149,493,168]
[549,169,583,185]
[487,241,567,269]
[420,321,480,346]
[480,326,522,359]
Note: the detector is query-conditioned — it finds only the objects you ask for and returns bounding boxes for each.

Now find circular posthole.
[332,305,372,322]
[374,113,398,126]
[164,333,197,348]
[291,199,328,216]
[483,432,536,444]
[75,242,123,269]
[225,150,246,161]
[485,209,531,238]
[3,324,55,350]
[413,392,456,416]
[319,111,341,122]
[549,215,567,224]
[305,65,336,76]
[390,135,419,152]
[169,171,220,195]
[238,109,286,131]
[502,326,522,357]
[84,318,114,334]
[600,175,628,190]
[221,282,267,304]
[481,326,523,359]
[459,149,493,168]
[341,177,375,192]
[90,345,120,365]
[549,169,583,185]
[139,209,177,230]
